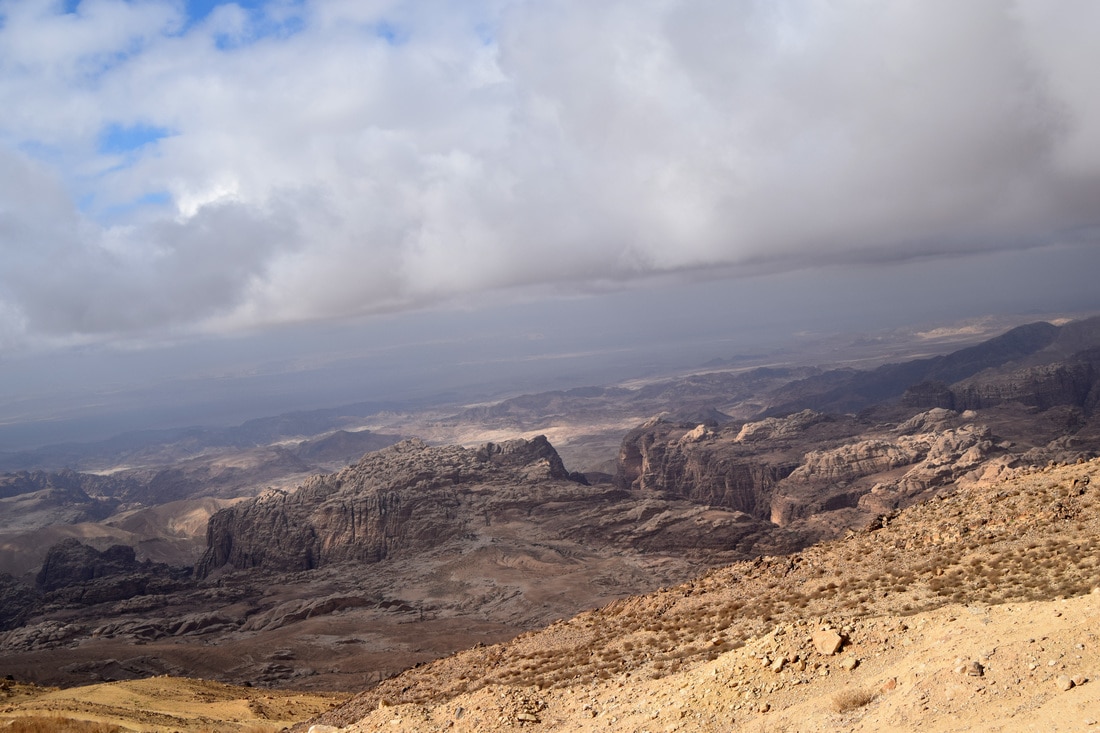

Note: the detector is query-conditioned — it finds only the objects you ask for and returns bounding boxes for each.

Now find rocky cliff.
[196,436,580,578]
[0,471,124,532]
[759,321,1063,416]
[34,538,191,603]
[904,352,1100,413]
[615,408,1015,529]
[2,435,813,689]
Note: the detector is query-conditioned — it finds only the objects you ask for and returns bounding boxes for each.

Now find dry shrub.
[831,687,876,713]
[1,717,124,733]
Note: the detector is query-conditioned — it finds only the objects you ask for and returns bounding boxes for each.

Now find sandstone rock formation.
[5,317,1100,696]
[0,435,809,689]
[616,407,1031,529]
[0,573,36,632]
[34,538,191,604]
[0,471,124,532]
[196,437,578,578]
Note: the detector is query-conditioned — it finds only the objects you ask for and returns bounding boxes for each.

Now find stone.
[1056,675,1074,691]
[517,712,540,722]
[965,662,984,677]
[307,726,340,733]
[771,657,785,673]
[813,630,844,656]
[839,656,859,671]
[197,437,578,578]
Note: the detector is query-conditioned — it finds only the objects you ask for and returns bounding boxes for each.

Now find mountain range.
[1,316,1100,730]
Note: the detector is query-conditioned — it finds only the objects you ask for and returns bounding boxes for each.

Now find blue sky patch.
[178,0,306,48]
[373,20,406,45]
[185,0,266,24]
[97,190,174,219]
[17,139,66,165]
[214,14,305,50]
[98,123,173,155]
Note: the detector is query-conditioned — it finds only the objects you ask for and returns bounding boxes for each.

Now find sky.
[2,0,1100,449]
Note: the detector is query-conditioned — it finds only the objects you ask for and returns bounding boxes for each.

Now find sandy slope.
[305,457,1100,732]
[0,676,346,732]
[336,592,1099,732]
[5,458,1099,732]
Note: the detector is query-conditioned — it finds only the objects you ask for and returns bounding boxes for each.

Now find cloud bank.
[1,0,1099,346]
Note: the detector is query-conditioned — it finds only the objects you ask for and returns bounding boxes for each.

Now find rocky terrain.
[0,436,803,691]
[0,676,346,732]
[1,316,1100,730]
[300,457,1100,733]
[2,457,1098,731]
[0,430,401,579]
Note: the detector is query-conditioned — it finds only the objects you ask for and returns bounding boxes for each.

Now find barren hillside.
[303,457,1100,732]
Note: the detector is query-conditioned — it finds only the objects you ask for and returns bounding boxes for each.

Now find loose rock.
[813,630,844,656]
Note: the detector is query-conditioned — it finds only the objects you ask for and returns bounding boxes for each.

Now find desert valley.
[1,315,1100,731]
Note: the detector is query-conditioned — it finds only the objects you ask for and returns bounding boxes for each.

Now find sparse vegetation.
[303,457,1100,727]
[0,718,124,733]
[831,688,876,713]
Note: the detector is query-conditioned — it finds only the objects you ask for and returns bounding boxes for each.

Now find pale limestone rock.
[813,630,843,656]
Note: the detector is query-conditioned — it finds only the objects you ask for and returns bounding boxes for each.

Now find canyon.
[1,316,1100,730]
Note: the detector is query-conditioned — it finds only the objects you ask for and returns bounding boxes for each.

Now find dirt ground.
[6,456,1100,733]
[335,590,1100,733]
[302,457,1100,732]
[0,676,347,732]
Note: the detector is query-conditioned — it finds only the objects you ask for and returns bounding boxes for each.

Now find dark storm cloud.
[0,0,1098,346]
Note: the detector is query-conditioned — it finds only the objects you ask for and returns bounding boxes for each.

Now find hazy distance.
[2,1,1100,450]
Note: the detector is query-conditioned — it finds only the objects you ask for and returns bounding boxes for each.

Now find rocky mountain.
[195,435,811,582]
[197,436,569,577]
[34,538,191,600]
[904,349,1100,413]
[0,471,128,533]
[0,404,404,473]
[0,538,193,633]
[298,456,1100,733]
[757,320,1065,416]
[4,316,1100,702]
[613,399,1091,535]
[0,436,809,690]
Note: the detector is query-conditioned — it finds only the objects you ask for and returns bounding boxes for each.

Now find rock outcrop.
[197,437,582,578]
[615,413,862,521]
[0,471,124,532]
[34,538,191,604]
[0,573,37,631]
[615,409,1009,528]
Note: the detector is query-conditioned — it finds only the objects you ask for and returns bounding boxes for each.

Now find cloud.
[0,0,1098,346]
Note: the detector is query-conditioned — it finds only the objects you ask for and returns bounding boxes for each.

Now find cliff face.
[615,409,1005,529]
[615,412,854,521]
[903,346,1100,413]
[0,470,124,532]
[28,538,191,607]
[197,437,577,578]
[615,420,798,518]
[951,360,1099,411]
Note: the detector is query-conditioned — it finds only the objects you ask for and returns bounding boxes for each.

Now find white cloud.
[0,0,1098,345]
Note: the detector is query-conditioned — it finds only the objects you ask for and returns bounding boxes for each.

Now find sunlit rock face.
[196,436,578,578]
